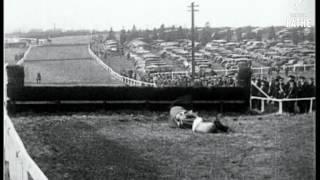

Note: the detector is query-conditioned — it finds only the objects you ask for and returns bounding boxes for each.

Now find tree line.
[8,24,314,45]
[117,24,314,45]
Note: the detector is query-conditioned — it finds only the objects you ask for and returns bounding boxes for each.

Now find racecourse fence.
[88,45,156,87]
[38,43,88,47]
[250,96,315,114]
[7,86,249,101]
[151,64,315,77]
[6,86,250,113]
[250,82,316,114]
[4,108,48,180]
[251,64,315,75]
[24,57,93,62]
[16,45,34,65]
[4,63,48,180]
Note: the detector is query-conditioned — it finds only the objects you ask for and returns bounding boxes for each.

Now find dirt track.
[11,111,315,180]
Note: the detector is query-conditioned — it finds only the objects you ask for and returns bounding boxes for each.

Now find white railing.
[283,64,315,72]
[250,81,315,114]
[150,68,238,77]
[250,96,315,114]
[251,81,271,98]
[251,66,272,75]
[88,45,156,87]
[251,64,315,75]
[16,45,34,65]
[151,71,189,77]
[4,108,49,180]
[149,63,315,77]
[4,63,48,180]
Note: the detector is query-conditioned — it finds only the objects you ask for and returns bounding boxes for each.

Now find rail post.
[309,99,313,113]
[278,100,283,114]
[261,99,265,112]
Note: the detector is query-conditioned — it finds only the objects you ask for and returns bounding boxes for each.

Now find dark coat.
[306,83,315,97]
[297,82,309,98]
[285,85,298,98]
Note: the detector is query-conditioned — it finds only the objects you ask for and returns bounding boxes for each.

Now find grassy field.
[102,55,135,73]
[50,35,91,44]
[4,47,28,65]
[23,44,123,85]
[24,59,122,85]
[25,45,91,61]
[11,111,315,180]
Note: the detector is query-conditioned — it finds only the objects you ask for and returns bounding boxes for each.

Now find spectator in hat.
[285,75,296,90]
[217,77,224,87]
[262,76,269,91]
[284,79,298,113]
[268,77,275,96]
[253,76,261,87]
[306,77,315,111]
[258,81,269,96]
[297,76,309,113]
[307,77,315,97]
[277,76,286,99]
[270,79,280,98]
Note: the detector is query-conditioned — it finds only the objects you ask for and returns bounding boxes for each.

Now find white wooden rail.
[16,45,34,65]
[282,64,315,72]
[149,64,315,77]
[250,96,315,114]
[251,81,271,98]
[250,81,315,114]
[88,45,156,87]
[4,108,49,180]
[4,63,48,180]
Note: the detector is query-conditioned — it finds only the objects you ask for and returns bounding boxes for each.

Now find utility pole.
[188,2,199,83]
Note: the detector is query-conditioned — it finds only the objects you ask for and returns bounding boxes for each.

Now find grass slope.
[24,60,122,85]
[11,112,315,180]
[4,47,28,65]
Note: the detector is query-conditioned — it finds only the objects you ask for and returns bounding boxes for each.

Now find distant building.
[5,41,28,48]
[127,39,149,50]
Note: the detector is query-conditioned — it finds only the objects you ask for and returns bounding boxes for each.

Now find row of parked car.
[125,39,174,74]
[97,36,315,79]
[202,39,315,71]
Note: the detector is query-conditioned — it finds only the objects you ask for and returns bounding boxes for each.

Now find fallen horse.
[169,106,232,133]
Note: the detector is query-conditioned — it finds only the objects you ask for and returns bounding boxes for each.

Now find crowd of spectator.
[252,75,316,113]
[140,72,238,87]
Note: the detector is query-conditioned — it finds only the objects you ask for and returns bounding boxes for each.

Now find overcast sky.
[4,0,315,33]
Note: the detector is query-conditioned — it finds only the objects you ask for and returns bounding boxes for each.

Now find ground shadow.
[35,120,160,180]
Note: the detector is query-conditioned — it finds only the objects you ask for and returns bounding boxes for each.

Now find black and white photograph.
[4,0,316,179]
